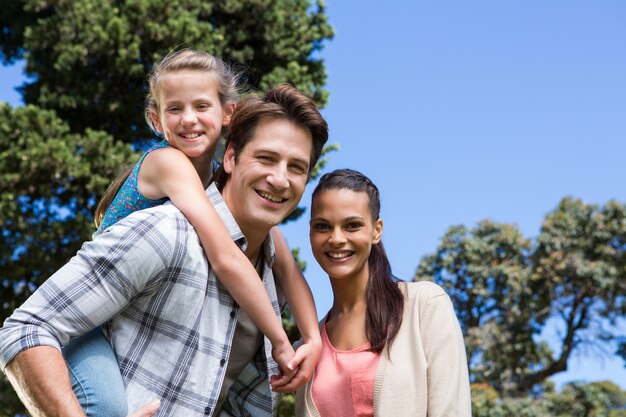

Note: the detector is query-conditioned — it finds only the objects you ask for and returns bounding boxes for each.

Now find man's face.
[222,117,313,236]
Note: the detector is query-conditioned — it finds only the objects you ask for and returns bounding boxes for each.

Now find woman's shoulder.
[398,280,446,299]
[397,280,452,316]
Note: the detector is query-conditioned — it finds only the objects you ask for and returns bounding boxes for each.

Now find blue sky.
[1,0,625,389]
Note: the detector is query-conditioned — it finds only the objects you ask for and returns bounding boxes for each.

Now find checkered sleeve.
[221,349,275,417]
[0,210,176,369]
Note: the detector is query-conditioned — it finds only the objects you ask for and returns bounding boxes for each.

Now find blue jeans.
[62,328,128,417]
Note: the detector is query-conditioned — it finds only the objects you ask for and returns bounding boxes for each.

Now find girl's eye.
[166,106,181,113]
[197,103,210,110]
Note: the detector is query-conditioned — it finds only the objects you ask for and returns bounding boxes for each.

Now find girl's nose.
[181,108,198,126]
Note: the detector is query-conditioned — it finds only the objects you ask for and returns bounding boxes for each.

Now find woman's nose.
[328,228,346,245]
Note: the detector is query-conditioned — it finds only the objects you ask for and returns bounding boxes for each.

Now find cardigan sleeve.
[418,283,472,417]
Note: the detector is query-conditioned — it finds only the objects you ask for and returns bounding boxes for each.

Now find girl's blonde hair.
[94,49,241,228]
[144,49,241,131]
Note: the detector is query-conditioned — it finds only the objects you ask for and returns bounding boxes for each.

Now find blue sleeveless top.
[95,140,170,235]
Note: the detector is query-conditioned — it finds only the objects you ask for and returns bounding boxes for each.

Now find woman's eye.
[346,222,363,230]
[312,223,329,231]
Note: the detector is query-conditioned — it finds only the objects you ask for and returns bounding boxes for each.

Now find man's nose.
[266,165,289,190]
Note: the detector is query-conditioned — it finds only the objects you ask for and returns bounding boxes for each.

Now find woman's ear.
[223,144,235,174]
[373,218,383,244]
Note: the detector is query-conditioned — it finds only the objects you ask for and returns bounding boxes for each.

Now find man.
[0,84,329,417]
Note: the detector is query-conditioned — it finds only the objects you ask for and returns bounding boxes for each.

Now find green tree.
[0,103,135,415]
[471,381,626,417]
[547,381,614,417]
[415,197,626,397]
[0,103,134,317]
[0,0,333,143]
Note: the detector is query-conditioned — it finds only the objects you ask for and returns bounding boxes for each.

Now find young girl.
[294,169,471,417]
[64,49,321,416]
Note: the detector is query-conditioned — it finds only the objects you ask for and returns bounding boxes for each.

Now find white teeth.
[180,132,201,139]
[328,252,352,259]
[259,191,284,203]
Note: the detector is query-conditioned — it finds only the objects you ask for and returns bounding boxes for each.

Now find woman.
[296,169,472,417]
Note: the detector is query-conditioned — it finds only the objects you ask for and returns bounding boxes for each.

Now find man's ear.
[223,144,236,174]
[222,102,236,126]
[150,111,163,134]
[373,219,383,244]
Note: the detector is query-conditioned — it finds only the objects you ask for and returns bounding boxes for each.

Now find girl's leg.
[62,328,128,417]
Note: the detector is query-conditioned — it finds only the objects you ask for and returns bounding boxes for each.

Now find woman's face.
[310,188,382,281]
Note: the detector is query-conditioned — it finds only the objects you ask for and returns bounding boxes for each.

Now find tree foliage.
[0,103,135,415]
[471,380,626,417]
[0,103,134,318]
[0,0,333,142]
[416,197,626,397]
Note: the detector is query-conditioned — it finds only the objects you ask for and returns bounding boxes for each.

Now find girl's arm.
[268,227,322,392]
[140,147,297,377]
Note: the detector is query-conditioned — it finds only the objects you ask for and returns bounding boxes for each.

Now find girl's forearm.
[270,227,321,343]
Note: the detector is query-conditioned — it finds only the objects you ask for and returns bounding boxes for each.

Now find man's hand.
[270,340,298,385]
[270,339,321,393]
[127,399,160,417]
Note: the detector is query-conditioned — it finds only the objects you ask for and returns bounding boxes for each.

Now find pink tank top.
[311,318,381,417]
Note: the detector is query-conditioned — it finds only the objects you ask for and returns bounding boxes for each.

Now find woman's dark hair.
[311,169,404,353]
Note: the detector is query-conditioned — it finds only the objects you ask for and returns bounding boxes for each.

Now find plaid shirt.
[0,184,282,417]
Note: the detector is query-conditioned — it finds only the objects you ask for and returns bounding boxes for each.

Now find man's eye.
[290,164,307,174]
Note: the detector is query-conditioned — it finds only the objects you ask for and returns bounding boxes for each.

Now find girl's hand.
[270,341,298,388]
[270,339,321,393]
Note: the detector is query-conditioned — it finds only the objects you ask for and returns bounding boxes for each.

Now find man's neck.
[218,183,271,263]
[244,247,262,269]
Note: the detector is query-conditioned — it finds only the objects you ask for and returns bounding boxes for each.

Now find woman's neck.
[326,270,370,350]
[328,268,369,316]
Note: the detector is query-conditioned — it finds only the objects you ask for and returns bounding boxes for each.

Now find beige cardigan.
[296,281,472,417]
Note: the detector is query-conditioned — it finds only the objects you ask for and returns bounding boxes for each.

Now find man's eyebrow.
[254,148,310,167]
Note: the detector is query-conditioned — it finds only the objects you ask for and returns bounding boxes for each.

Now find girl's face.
[151,70,235,160]
[310,188,383,282]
